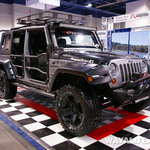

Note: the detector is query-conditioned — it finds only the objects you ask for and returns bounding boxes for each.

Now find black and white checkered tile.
[0,88,150,150]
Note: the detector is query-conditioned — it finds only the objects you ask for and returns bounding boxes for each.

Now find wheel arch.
[50,71,89,92]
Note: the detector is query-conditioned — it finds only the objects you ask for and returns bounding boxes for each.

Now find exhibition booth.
[0,0,150,150]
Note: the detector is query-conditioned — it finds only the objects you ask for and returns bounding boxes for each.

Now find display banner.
[26,0,60,10]
[108,17,113,30]
[114,11,150,23]
[101,17,107,30]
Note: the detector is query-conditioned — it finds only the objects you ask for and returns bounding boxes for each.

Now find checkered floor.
[0,88,150,150]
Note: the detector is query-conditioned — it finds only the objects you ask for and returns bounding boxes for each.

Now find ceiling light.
[85,3,92,8]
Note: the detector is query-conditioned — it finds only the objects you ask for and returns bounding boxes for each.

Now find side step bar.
[12,82,55,99]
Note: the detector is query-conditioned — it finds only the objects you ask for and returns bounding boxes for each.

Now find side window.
[12,31,25,55]
[1,34,11,50]
[28,29,47,55]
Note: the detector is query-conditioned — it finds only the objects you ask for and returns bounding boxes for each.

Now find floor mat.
[0,88,150,150]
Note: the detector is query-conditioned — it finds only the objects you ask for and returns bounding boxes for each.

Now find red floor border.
[15,94,58,121]
[14,93,148,141]
[88,109,147,140]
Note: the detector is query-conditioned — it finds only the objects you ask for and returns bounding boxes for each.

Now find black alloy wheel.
[56,84,102,136]
[0,70,17,99]
[59,92,84,130]
[0,73,6,97]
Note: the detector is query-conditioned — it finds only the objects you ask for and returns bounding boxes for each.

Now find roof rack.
[0,30,9,32]
[17,10,87,26]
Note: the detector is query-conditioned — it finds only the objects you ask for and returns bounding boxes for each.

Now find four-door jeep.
[0,10,150,136]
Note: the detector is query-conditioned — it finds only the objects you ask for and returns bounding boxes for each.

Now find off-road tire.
[0,70,17,99]
[122,99,150,113]
[56,84,102,136]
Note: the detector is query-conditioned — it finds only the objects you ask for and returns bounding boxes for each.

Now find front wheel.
[56,85,102,136]
[122,99,150,113]
[0,70,17,99]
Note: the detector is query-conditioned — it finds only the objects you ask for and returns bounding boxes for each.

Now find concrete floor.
[0,119,36,150]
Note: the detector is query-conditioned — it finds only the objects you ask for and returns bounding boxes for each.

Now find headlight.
[142,61,147,73]
[109,63,119,76]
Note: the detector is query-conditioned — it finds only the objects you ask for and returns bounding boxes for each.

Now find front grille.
[120,62,142,82]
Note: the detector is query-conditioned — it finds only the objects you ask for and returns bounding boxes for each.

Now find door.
[11,31,25,77]
[25,28,48,83]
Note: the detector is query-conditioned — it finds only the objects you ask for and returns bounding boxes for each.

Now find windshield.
[55,28,100,48]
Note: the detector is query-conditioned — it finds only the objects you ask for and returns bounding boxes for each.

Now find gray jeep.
[0,11,150,136]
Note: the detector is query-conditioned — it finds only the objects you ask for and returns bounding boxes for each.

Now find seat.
[57,38,66,46]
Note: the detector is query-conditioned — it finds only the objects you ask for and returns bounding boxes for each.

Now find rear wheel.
[0,70,17,99]
[122,100,150,113]
[56,84,102,136]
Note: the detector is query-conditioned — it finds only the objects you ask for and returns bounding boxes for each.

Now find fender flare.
[50,62,111,91]
[0,60,16,80]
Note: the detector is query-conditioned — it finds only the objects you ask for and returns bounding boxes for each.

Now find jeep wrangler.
[0,11,150,136]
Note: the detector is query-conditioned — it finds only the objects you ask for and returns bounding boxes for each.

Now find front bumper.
[112,75,150,108]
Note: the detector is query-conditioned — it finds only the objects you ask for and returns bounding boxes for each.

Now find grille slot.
[120,62,142,83]
[127,63,132,80]
[136,63,139,72]
[124,64,128,81]
[134,63,137,72]
[131,63,134,73]
[139,63,142,72]
[120,64,124,82]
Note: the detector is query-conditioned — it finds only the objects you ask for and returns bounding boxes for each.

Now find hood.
[60,50,139,64]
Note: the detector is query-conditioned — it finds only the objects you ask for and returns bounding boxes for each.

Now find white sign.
[97,31,107,37]
[101,17,107,30]
[114,11,150,23]
[26,0,60,10]
[108,17,113,30]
